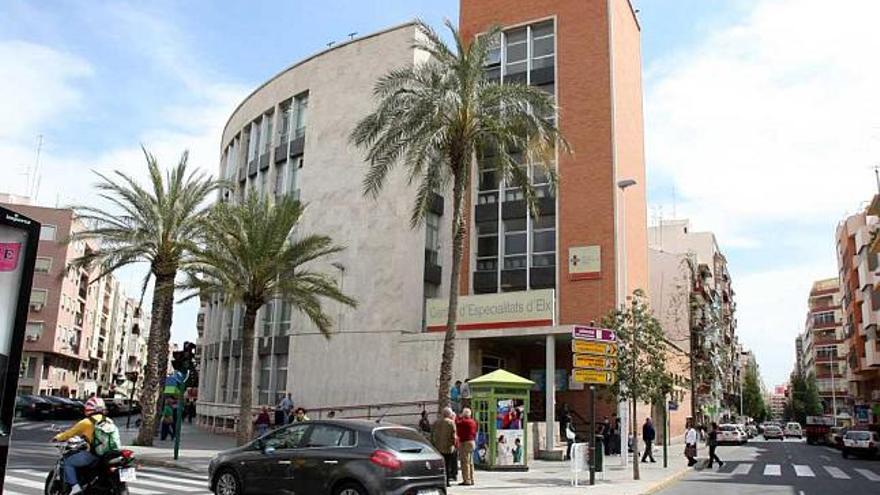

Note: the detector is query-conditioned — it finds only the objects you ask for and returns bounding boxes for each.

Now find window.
[484,32,502,80]
[425,213,441,266]
[259,357,271,405]
[260,171,269,196]
[503,152,527,202]
[279,100,292,144]
[813,311,835,327]
[34,257,52,273]
[30,289,48,308]
[274,163,286,200]
[262,300,276,337]
[504,27,527,78]
[503,218,527,269]
[247,121,260,163]
[278,302,292,335]
[530,20,555,71]
[531,215,556,268]
[25,322,43,341]
[263,424,309,450]
[40,225,56,241]
[262,112,274,154]
[274,355,288,403]
[476,221,498,272]
[306,425,356,448]
[23,356,37,378]
[293,92,309,139]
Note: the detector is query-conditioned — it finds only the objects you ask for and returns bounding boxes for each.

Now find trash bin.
[594,434,604,472]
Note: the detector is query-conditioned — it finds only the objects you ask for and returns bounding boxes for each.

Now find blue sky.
[3,0,879,389]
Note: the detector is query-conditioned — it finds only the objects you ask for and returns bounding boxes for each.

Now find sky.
[2,0,879,389]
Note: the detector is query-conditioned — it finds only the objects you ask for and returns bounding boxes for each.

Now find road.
[6,418,214,495]
[657,436,880,495]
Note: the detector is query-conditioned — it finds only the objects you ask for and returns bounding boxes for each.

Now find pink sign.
[0,242,22,272]
[572,325,616,342]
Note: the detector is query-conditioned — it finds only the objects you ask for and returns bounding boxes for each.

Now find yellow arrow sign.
[572,340,618,356]
[573,354,617,370]
[572,369,616,385]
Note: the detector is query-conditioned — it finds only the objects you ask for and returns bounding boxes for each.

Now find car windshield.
[846,431,871,441]
[375,427,433,453]
[719,425,737,431]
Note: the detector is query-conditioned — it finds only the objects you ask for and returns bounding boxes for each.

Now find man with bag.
[52,397,122,494]
[684,418,698,467]
[432,407,458,487]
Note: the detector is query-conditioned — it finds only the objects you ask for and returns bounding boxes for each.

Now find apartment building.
[836,208,880,425]
[1,197,146,398]
[648,219,740,423]
[799,278,850,418]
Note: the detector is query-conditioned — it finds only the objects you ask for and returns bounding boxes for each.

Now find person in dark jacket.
[707,422,724,468]
[641,417,656,463]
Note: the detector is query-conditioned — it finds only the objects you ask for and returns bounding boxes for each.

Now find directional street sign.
[573,354,617,370]
[572,340,618,356]
[572,326,616,342]
[572,369,616,385]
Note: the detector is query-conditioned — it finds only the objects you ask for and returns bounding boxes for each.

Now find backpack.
[89,416,121,456]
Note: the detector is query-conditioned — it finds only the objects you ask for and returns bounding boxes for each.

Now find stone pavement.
[449,450,690,495]
[121,421,235,472]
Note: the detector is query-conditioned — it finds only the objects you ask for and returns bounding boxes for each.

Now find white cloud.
[645,0,880,386]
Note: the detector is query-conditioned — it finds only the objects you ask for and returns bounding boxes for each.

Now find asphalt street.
[5,418,213,495]
[657,436,880,495]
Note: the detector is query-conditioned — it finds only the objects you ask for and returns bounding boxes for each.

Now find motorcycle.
[44,436,136,495]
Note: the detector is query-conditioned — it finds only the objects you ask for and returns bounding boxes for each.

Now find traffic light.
[169,341,199,389]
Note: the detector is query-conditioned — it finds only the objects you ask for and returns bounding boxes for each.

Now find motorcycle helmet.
[84,396,106,416]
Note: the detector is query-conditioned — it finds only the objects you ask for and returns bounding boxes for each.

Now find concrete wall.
[649,249,692,351]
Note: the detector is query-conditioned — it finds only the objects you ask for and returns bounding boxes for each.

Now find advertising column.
[0,205,40,491]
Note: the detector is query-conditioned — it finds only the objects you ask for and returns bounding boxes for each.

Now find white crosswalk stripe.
[763,464,781,476]
[855,468,880,482]
[2,466,211,495]
[135,471,209,487]
[3,474,45,490]
[823,466,850,479]
[793,464,815,477]
[731,463,752,475]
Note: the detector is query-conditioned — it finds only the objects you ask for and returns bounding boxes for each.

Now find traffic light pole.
[173,370,189,461]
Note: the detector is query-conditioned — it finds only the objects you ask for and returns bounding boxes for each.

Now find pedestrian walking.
[564,413,576,461]
[600,416,611,455]
[684,419,698,467]
[456,408,478,486]
[558,403,571,442]
[274,406,285,427]
[707,422,724,468]
[450,381,462,413]
[641,417,656,463]
[419,410,432,435]
[432,407,458,487]
[255,406,271,437]
[278,393,293,424]
[160,402,175,441]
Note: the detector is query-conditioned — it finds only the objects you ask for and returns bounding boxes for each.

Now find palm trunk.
[237,303,259,446]
[437,174,466,413]
[134,271,176,446]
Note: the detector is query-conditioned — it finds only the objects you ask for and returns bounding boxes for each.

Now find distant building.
[769,384,788,420]
[836,207,880,424]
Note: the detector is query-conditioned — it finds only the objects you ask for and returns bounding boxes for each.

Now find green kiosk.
[469,369,534,471]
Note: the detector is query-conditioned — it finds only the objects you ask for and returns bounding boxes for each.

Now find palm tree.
[71,147,221,446]
[184,195,356,445]
[351,21,568,411]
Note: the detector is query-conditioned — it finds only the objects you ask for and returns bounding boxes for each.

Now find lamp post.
[616,178,637,472]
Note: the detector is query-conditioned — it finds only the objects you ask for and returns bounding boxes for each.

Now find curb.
[640,466,689,495]
[136,456,208,474]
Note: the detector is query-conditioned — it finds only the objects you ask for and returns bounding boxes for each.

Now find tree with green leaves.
[351,20,567,411]
[71,148,221,446]
[603,289,673,481]
[741,363,766,421]
[183,195,357,445]
[786,371,823,423]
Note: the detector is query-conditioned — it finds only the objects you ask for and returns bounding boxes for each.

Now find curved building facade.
[197,22,459,423]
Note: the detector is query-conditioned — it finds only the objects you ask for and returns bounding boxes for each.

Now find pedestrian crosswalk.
[702,462,880,481]
[3,466,212,495]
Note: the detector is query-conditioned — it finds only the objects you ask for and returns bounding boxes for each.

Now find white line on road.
[823,466,850,479]
[731,463,752,475]
[4,475,46,489]
[136,471,208,487]
[764,464,782,476]
[128,478,205,492]
[854,468,880,482]
[794,465,815,477]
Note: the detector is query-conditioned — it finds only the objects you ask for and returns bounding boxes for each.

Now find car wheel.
[214,469,242,495]
[842,450,848,459]
[334,481,368,495]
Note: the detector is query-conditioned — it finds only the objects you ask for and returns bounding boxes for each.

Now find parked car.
[842,430,879,459]
[784,422,803,439]
[717,424,747,445]
[40,396,79,420]
[763,425,784,440]
[209,420,447,495]
[105,398,131,417]
[15,395,53,420]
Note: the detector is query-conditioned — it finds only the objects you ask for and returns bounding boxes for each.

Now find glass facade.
[474,19,557,294]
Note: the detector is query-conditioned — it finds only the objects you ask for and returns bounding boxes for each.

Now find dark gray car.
[208,419,447,495]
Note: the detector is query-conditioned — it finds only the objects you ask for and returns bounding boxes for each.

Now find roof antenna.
[874,164,880,194]
[327,41,336,48]
[348,32,357,40]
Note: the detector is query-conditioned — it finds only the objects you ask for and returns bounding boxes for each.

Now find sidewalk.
[120,422,235,472]
[449,448,690,495]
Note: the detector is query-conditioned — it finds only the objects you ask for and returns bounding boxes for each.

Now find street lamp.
[616,178,637,469]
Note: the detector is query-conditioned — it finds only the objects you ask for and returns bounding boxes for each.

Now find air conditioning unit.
[25,335,38,342]
[30,303,43,311]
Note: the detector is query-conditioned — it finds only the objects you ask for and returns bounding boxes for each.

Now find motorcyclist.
[52,396,107,494]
